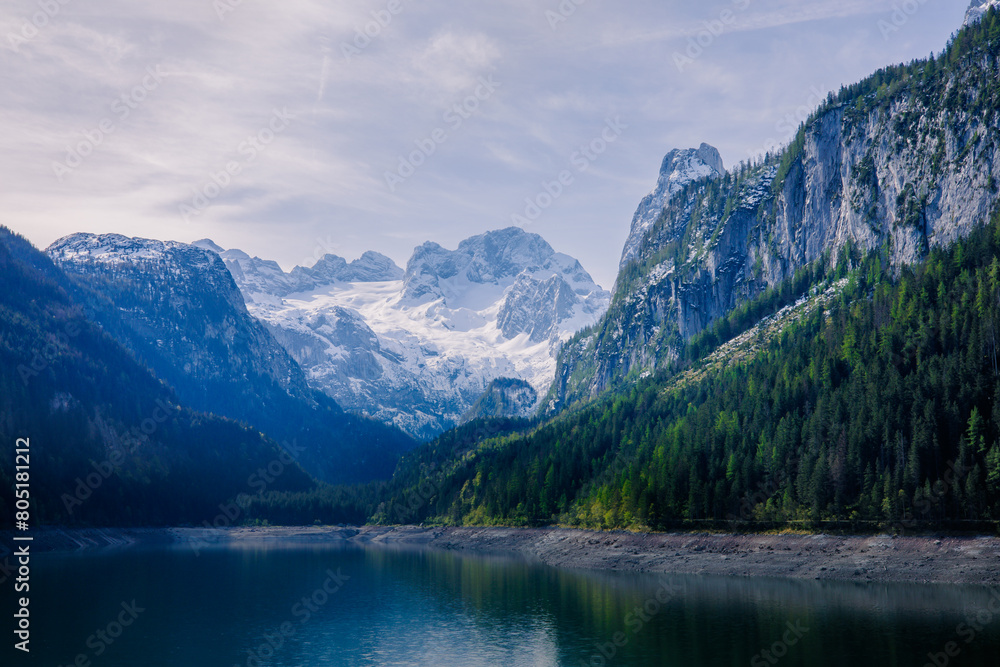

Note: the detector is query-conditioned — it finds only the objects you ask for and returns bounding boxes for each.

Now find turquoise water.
[7,542,1000,666]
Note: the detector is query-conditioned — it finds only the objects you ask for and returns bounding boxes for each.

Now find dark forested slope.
[47,233,415,484]
[0,228,314,527]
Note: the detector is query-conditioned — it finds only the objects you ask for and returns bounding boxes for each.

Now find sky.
[0,0,974,289]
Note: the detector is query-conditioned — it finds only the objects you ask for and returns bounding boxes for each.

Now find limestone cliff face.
[619,143,726,271]
[547,18,1000,410]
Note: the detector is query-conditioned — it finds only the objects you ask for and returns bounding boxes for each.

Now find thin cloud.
[597,0,898,50]
[0,0,968,289]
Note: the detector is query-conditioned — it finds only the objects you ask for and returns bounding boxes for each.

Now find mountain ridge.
[547,10,1000,411]
[47,232,416,483]
[193,239,405,299]
[210,226,610,439]
[0,227,317,527]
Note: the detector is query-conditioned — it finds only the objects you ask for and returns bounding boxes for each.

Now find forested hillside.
[10,12,1000,534]
[369,209,1000,530]
[48,233,415,484]
[0,228,315,527]
[242,14,1000,531]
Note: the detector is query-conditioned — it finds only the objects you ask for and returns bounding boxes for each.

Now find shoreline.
[5,525,1000,586]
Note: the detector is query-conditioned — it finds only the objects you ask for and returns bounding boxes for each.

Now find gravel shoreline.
[6,526,999,586]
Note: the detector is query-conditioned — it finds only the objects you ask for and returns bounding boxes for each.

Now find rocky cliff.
[619,143,726,271]
[548,11,1000,410]
[460,378,538,423]
[967,0,1000,26]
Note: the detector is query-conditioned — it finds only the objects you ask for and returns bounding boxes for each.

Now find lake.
[12,541,1000,666]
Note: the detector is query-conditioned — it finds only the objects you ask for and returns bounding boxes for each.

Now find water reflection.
[15,541,1000,667]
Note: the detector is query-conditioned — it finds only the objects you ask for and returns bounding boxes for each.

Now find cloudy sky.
[0,0,972,288]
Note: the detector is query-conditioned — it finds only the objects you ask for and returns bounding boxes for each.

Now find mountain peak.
[656,144,726,196]
[695,143,725,175]
[192,238,224,253]
[620,144,726,270]
[966,1,1000,25]
[48,233,218,271]
[402,227,587,303]
[216,245,404,299]
[226,227,609,438]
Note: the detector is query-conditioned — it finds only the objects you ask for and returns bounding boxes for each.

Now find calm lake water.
[10,541,1000,666]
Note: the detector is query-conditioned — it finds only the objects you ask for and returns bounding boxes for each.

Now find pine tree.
[987,444,1000,495]
[968,408,988,455]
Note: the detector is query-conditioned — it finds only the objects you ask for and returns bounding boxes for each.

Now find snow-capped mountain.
[48,233,310,396]
[194,239,403,297]
[966,0,1000,25]
[209,227,610,439]
[619,143,725,271]
[47,233,415,483]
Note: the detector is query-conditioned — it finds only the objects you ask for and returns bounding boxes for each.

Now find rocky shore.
[8,525,998,586]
